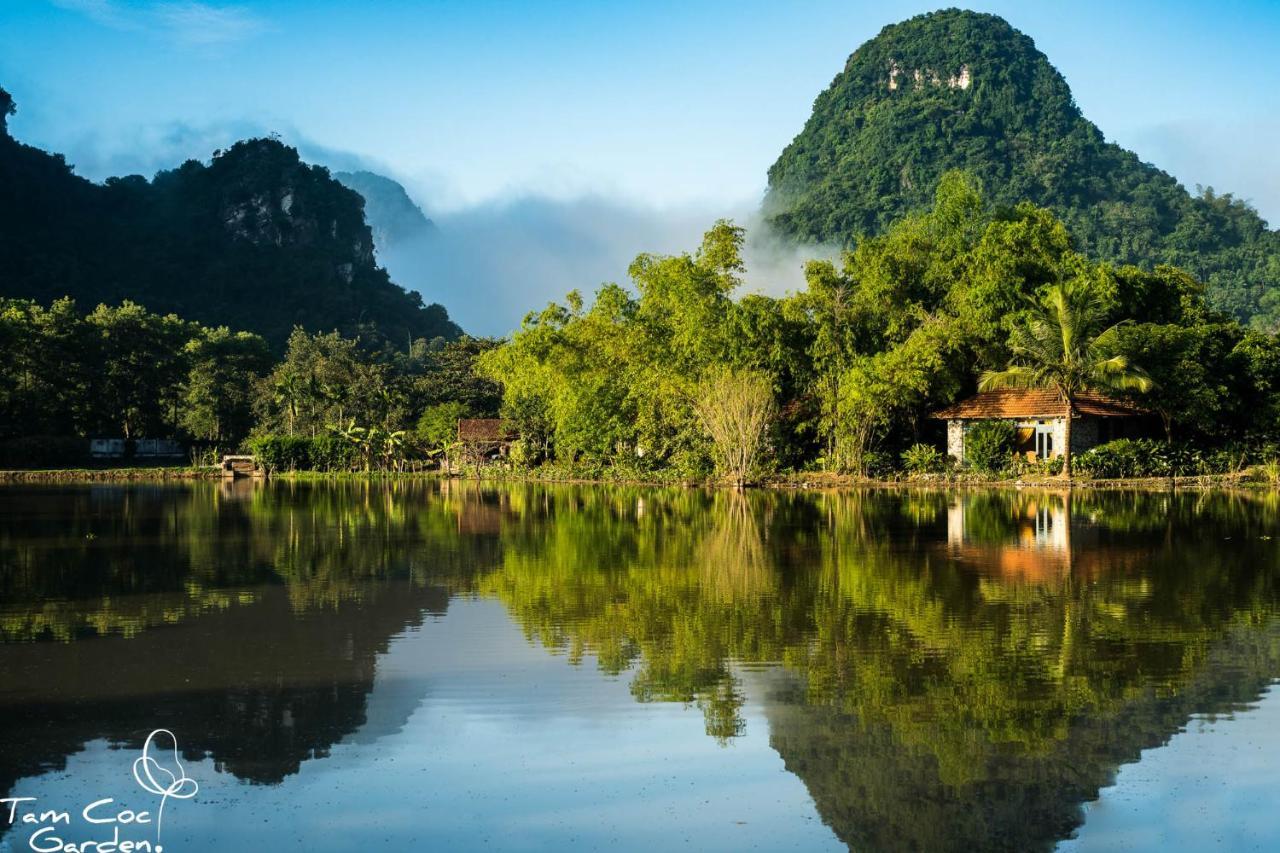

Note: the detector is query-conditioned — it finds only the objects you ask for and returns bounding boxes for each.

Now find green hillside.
[765,9,1280,328]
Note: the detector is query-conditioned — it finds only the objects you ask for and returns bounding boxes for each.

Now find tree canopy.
[476,173,1278,478]
[2,168,1276,479]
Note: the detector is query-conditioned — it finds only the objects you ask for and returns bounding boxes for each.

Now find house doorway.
[1034,423,1055,459]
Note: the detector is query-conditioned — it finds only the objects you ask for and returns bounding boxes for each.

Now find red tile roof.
[931,389,1145,420]
[457,418,515,442]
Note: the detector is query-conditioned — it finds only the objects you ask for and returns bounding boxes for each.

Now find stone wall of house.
[947,414,1109,465]
[946,420,965,462]
[1069,417,1099,457]
[1050,418,1067,459]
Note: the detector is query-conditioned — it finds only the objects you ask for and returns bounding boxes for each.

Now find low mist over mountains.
[0,86,459,350]
[766,9,1280,327]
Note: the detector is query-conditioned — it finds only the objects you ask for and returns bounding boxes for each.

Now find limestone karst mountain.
[0,86,460,349]
[765,9,1280,327]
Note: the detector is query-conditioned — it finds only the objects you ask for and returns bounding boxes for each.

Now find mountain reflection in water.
[1,481,1278,852]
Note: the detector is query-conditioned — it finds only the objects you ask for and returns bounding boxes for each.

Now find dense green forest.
[478,173,1280,481]
[4,172,1278,479]
[0,295,499,469]
[765,9,1280,329]
[0,86,459,351]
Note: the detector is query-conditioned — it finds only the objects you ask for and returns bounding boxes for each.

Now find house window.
[1034,422,1054,459]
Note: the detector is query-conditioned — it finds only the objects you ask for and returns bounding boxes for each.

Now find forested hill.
[764,9,1280,329]
[0,86,460,350]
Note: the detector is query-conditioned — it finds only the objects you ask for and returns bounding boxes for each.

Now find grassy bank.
[1,464,1275,491]
[0,466,217,482]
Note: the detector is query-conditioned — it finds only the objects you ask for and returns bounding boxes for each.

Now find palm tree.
[979,282,1153,478]
[306,373,331,438]
[273,375,302,437]
[328,418,368,469]
[381,428,407,472]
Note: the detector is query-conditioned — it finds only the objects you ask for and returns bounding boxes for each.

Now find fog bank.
[380,194,836,337]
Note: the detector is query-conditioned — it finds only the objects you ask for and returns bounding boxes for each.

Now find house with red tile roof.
[931,389,1148,463]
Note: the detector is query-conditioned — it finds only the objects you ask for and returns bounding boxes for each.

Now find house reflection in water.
[945,492,1075,581]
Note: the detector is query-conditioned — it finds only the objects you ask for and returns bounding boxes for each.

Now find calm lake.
[1,482,1278,852]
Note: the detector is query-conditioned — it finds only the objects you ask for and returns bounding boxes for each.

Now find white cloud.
[53,0,137,29]
[53,0,266,46]
[152,2,264,45]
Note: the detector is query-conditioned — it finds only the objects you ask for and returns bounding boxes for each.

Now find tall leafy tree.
[85,302,192,438]
[182,327,270,444]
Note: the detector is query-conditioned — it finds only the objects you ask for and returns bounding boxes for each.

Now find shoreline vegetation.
[2,464,1276,492]
[4,175,1279,485]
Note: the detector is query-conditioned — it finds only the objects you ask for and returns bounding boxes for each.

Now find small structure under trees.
[932,389,1147,465]
[457,419,516,463]
[221,454,263,478]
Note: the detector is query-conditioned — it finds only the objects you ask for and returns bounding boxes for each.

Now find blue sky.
[3,0,1278,215]
[2,1,1278,333]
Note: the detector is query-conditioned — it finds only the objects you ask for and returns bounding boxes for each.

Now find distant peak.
[333,170,434,250]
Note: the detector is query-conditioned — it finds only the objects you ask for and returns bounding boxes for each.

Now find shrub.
[249,435,309,472]
[1007,454,1063,477]
[417,402,468,452]
[248,435,357,473]
[1202,446,1248,475]
[901,442,945,475]
[964,420,1016,474]
[1072,438,1244,479]
[1074,438,1152,478]
[308,435,357,472]
[861,450,895,479]
[507,439,532,468]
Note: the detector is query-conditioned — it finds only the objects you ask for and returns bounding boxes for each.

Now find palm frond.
[1091,354,1130,374]
[991,281,1152,402]
[978,366,1039,391]
[1098,370,1154,393]
[1046,287,1075,363]
[1090,320,1128,351]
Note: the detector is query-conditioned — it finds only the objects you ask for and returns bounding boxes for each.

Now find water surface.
[1,482,1278,852]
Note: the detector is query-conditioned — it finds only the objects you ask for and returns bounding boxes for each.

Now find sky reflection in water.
[1,481,1278,852]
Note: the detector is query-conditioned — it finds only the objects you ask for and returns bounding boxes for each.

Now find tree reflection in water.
[1,481,1277,852]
